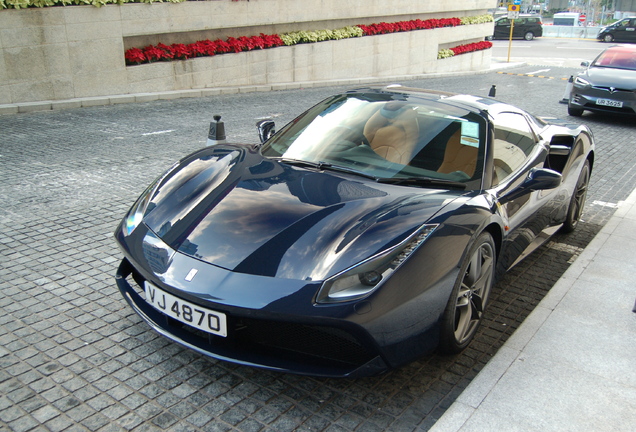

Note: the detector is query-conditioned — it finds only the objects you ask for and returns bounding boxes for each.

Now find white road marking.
[142,130,175,136]
[592,200,622,208]
[526,68,551,74]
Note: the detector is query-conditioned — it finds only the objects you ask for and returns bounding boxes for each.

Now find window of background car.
[491,112,538,186]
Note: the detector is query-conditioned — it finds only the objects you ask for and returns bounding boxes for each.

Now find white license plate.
[144,282,227,337]
[596,98,623,108]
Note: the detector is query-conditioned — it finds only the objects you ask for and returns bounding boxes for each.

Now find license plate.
[596,98,623,108]
[144,282,227,337]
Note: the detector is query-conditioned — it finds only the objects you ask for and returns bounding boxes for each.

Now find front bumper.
[570,87,636,115]
[116,258,389,377]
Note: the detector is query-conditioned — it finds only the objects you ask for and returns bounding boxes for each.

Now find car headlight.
[316,224,438,303]
[574,76,591,87]
[123,186,155,236]
[122,162,179,236]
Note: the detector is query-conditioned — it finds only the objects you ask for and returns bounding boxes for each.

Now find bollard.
[207,115,226,146]
[488,85,496,97]
[560,76,574,104]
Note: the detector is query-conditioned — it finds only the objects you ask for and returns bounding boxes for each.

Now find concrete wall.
[0,0,494,106]
[542,25,602,39]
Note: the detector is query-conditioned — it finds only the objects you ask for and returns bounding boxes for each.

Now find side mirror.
[580,61,590,67]
[256,119,276,144]
[500,168,562,203]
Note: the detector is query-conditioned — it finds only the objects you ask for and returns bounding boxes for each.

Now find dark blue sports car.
[115,85,594,377]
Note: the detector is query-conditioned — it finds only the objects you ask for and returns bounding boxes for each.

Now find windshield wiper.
[277,158,332,170]
[376,177,467,190]
[277,158,379,180]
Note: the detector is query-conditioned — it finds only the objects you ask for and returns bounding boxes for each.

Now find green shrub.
[460,14,494,25]
[437,49,455,59]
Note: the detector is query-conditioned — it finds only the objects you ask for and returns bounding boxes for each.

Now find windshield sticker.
[461,121,480,148]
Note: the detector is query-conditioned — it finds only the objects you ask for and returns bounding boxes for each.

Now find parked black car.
[115,85,594,377]
[597,18,636,43]
[491,14,543,40]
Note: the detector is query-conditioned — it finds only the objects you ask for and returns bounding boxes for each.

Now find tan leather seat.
[363,105,419,165]
[437,128,478,177]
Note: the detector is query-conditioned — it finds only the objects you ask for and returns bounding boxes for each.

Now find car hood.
[141,144,463,281]
[582,67,636,89]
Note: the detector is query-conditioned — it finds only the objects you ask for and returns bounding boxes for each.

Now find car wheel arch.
[483,223,503,261]
[454,221,503,276]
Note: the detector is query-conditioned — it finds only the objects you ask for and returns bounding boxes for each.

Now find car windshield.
[260,92,486,188]
[593,47,636,70]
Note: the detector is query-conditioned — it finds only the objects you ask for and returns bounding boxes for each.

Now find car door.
[489,112,561,271]
[613,18,634,41]
[495,18,511,38]
[512,18,526,38]
[626,18,636,42]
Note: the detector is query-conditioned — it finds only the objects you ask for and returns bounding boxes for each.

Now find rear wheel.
[561,160,590,233]
[603,34,614,42]
[439,232,496,354]
[524,31,535,41]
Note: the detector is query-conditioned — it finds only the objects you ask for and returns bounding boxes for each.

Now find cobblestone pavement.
[2,66,636,432]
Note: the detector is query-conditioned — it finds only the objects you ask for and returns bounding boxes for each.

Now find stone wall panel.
[1,1,492,105]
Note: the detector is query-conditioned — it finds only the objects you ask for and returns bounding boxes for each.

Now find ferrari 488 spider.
[115,85,594,377]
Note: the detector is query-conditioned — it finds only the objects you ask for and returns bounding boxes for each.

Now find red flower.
[359,17,462,36]
[260,33,284,48]
[124,17,482,66]
[142,45,168,62]
[450,41,493,55]
[171,43,193,60]
[214,39,232,54]
[124,48,146,65]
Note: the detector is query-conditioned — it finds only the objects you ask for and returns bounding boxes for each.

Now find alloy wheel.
[454,240,495,344]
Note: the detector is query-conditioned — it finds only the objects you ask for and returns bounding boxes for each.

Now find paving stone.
[0,67,632,432]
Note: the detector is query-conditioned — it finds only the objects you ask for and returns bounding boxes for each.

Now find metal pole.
[507,20,515,63]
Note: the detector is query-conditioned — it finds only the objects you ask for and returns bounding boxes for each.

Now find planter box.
[0,2,493,105]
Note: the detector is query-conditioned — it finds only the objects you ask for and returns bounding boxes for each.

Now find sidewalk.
[431,188,636,431]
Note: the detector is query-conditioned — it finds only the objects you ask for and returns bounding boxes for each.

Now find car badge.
[185,268,198,282]
[609,87,616,94]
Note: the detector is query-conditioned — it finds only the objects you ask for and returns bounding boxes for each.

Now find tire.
[603,34,614,42]
[524,31,535,41]
[439,232,496,354]
[561,159,590,233]
[568,104,584,117]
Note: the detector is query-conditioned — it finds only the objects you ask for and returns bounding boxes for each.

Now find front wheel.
[568,103,584,117]
[524,31,535,41]
[603,34,614,42]
[439,232,496,354]
[561,159,590,233]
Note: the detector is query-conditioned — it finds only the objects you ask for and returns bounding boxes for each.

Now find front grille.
[126,265,376,369]
[172,315,376,368]
[591,86,632,93]
[236,318,373,366]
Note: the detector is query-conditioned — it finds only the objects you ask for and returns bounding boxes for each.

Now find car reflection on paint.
[115,85,594,377]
